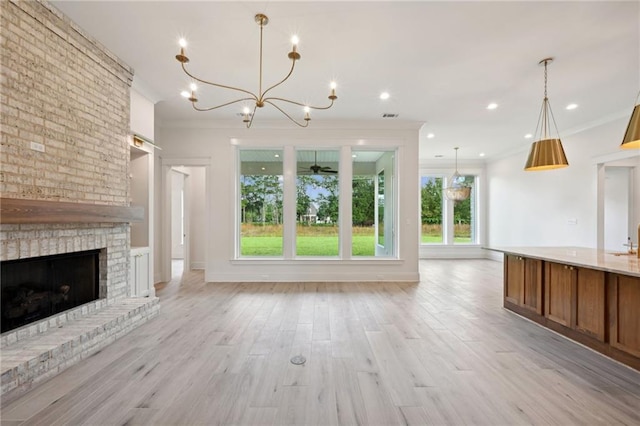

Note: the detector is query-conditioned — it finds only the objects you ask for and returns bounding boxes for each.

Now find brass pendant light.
[444,147,471,201]
[620,92,640,150]
[524,58,569,171]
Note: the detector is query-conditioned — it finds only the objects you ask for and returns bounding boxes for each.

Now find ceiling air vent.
[382,113,399,118]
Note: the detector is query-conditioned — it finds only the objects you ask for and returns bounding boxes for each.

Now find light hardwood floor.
[2,259,640,425]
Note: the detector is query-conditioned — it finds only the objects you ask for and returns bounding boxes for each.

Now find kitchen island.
[488,247,640,370]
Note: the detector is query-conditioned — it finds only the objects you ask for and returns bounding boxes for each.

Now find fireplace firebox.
[1,250,100,333]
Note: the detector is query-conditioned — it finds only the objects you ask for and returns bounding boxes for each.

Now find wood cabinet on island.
[489,247,640,370]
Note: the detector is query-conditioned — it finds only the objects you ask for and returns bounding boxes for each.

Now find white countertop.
[485,246,640,278]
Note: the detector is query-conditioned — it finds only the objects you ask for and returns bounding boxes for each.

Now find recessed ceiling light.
[479,152,486,157]
[380,92,390,100]
[352,154,357,158]
[487,103,498,110]
[566,103,578,110]
[274,154,280,158]
[427,133,435,139]
[180,90,189,98]
[261,167,266,171]
[524,133,533,139]
[435,154,444,158]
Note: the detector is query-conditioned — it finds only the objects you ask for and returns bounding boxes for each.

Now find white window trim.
[237,145,400,260]
[419,165,486,253]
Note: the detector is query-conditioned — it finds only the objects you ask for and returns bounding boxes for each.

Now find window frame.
[236,146,400,260]
[419,167,483,247]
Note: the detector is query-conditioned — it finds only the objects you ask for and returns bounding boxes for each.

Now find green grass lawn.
[240,235,377,256]
[421,224,472,244]
[420,235,472,243]
[241,224,377,256]
[239,224,473,257]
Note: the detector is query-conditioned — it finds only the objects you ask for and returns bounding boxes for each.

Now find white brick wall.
[1,0,133,204]
[1,0,135,313]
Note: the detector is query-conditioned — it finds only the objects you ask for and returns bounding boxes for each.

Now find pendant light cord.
[532,58,561,142]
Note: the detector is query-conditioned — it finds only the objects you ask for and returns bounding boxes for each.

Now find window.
[238,147,398,259]
[239,149,283,256]
[353,150,396,257]
[453,176,475,243]
[421,174,478,245]
[420,176,444,243]
[296,150,339,256]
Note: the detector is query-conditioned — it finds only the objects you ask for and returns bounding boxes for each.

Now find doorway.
[596,150,639,251]
[161,160,210,282]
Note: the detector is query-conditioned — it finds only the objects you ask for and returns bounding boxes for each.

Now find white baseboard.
[190,262,205,270]
[419,245,491,259]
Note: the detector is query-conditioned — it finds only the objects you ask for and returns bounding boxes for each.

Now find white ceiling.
[50,1,639,161]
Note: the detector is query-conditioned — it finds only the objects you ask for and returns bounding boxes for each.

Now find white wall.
[130,89,155,141]
[186,166,206,269]
[486,117,635,250]
[156,121,420,282]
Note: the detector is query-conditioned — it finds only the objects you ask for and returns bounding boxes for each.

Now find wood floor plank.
[332,358,369,426]
[3,259,640,425]
[304,340,339,426]
[365,330,420,406]
[356,371,402,425]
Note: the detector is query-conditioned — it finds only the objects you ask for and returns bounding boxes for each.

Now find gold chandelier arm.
[245,104,258,128]
[181,63,258,100]
[264,100,309,128]
[260,58,297,100]
[191,97,255,112]
[263,97,335,111]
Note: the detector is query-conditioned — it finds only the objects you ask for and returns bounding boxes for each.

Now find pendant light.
[621,91,640,150]
[524,58,569,171]
[444,147,471,201]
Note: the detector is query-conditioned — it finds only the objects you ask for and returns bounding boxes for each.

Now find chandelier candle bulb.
[175,38,189,63]
[330,82,337,99]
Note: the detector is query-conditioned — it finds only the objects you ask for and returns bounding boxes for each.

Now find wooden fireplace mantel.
[0,198,144,224]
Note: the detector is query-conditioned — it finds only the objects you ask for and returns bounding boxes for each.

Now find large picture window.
[353,150,396,257]
[420,176,444,243]
[238,147,398,259]
[296,150,339,256]
[239,149,283,256]
[453,176,475,243]
[421,174,478,245]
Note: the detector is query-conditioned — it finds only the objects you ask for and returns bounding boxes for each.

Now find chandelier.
[444,147,471,201]
[524,58,569,171]
[175,13,337,128]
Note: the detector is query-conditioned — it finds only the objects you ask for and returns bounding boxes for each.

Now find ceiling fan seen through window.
[299,151,338,175]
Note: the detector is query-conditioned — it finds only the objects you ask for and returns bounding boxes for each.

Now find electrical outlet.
[30,142,45,152]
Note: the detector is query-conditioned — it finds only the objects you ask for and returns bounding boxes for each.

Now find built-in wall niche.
[129,137,155,298]
[1,250,100,333]
[130,145,150,248]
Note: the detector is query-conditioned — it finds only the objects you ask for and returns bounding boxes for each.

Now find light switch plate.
[30,142,45,152]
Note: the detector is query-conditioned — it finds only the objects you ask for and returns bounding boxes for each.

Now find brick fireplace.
[0,0,159,400]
